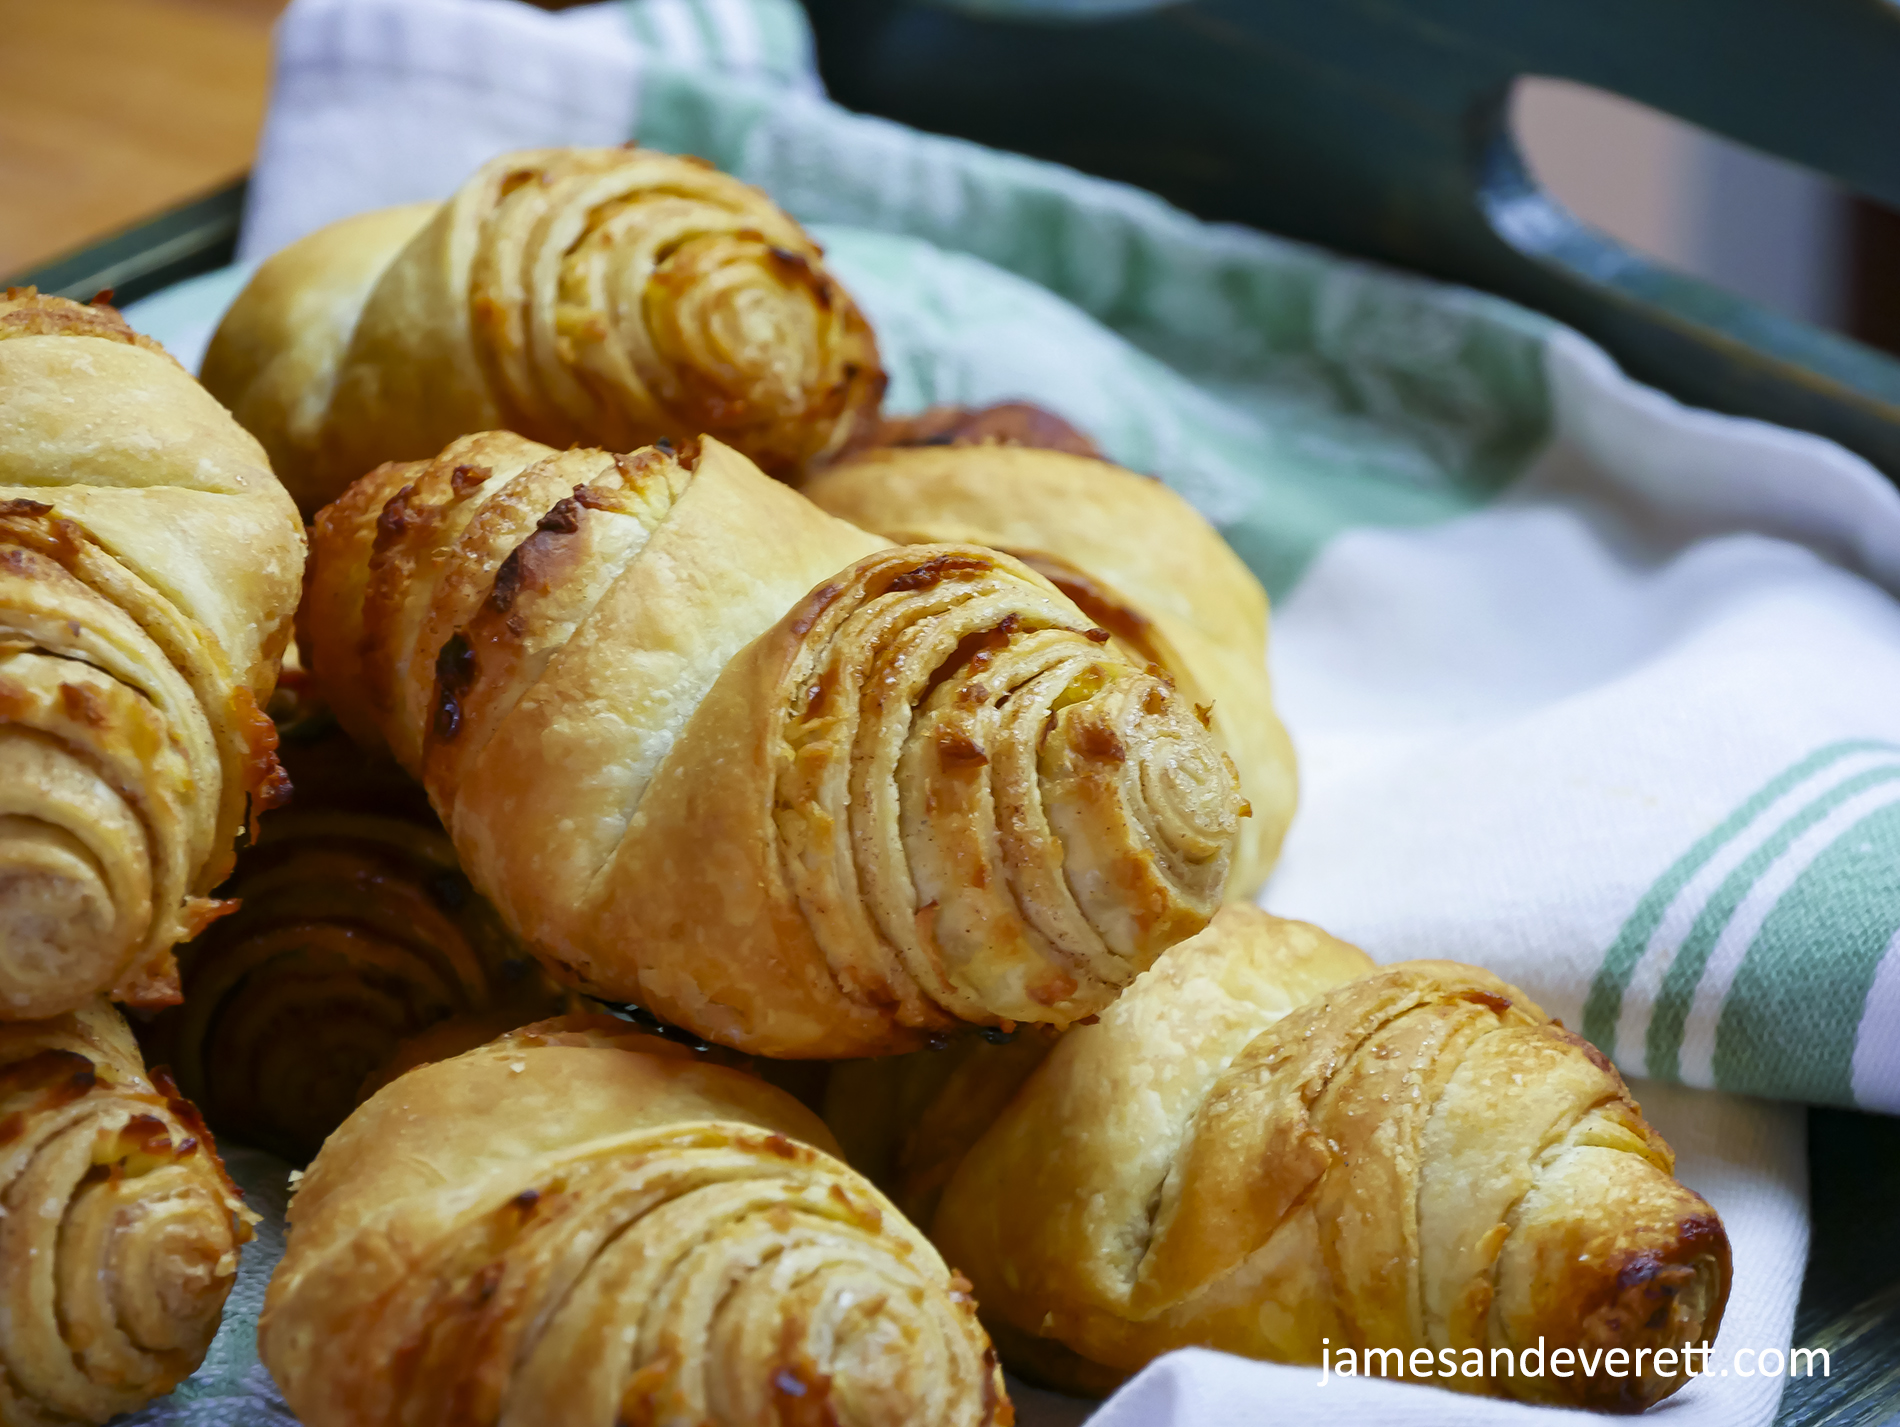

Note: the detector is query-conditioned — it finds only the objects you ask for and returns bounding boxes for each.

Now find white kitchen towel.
[118,0,1899,1418]
[237,0,796,260]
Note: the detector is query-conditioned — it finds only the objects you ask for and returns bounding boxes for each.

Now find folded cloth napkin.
[125,0,1900,1419]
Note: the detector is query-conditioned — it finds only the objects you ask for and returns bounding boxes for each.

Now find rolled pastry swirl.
[303,432,1240,1055]
[0,292,303,1019]
[804,443,1295,897]
[141,721,569,1163]
[260,1015,1009,1427]
[826,905,1732,1412]
[0,1000,254,1425]
[203,147,885,515]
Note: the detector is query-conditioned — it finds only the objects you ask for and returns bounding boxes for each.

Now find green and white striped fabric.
[1586,739,1900,1108]
[620,0,817,93]
[197,0,1900,1118]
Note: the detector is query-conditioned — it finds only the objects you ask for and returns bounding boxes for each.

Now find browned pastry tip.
[864,401,1104,460]
[803,440,1295,899]
[0,286,173,354]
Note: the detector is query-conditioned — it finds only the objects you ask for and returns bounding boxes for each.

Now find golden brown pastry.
[826,905,1732,1412]
[139,715,571,1164]
[260,1015,1010,1427]
[0,1000,255,1425]
[198,204,438,507]
[302,432,1242,1056]
[865,401,1103,459]
[804,443,1295,896]
[204,147,885,515]
[0,291,303,1019]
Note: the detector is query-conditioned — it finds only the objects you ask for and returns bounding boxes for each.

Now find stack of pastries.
[0,289,300,1424]
[0,142,1730,1425]
[136,687,578,1165]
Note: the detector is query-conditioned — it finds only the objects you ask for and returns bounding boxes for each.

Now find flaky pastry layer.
[304,434,1241,1054]
[261,1016,1010,1427]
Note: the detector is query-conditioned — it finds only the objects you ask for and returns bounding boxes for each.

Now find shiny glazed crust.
[0,1000,254,1424]
[204,147,885,515]
[829,906,1731,1412]
[803,444,1296,897]
[0,293,304,1016]
[259,1016,1011,1427]
[302,434,1241,1055]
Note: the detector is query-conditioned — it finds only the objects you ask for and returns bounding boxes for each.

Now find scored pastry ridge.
[304,435,1241,1055]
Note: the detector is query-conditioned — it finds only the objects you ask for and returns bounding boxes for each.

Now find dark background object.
[6,180,245,307]
[1784,1109,1900,1425]
[804,0,1900,487]
[1853,198,1900,361]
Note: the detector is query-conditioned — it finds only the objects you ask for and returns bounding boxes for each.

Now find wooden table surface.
[0,0,287,279]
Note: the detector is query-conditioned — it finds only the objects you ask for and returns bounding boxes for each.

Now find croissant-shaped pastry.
[804,443,1295,896]
[140,713,570,1164]
[260,1014,1009,1427]
[826,905,1732,1412]
[204,147,885,515]
[0,1000,254,1424]
[0,292,303,1019]
[302,432,1241,1055]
